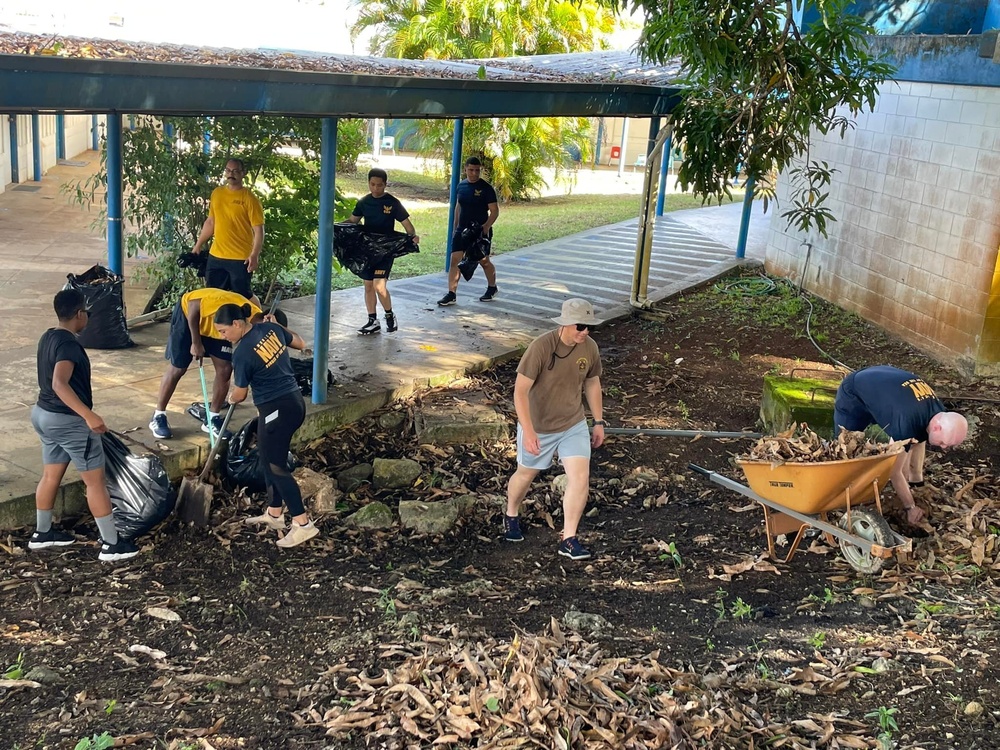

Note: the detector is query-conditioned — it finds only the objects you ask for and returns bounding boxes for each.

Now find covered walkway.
[0,151,767,526]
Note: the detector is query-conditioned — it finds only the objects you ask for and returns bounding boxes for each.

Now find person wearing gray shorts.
[29,289,138,562]
[503,298,606,560]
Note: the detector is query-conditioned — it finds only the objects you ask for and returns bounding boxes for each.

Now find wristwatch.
[593,420,607,427]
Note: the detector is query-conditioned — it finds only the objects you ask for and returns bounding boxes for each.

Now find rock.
[551,474,569,495]
[398,500,460,534]
[346,501,395,530]
[414,392,510,444]
[449,494,478,517]
[378,411,407,433]
[373,458,422,489]
[562,610,611,637]
[870,657,895,673]
[964,701,984,717]
[24,666,63,685]
[337,463,372,492]
[293,467,342,514]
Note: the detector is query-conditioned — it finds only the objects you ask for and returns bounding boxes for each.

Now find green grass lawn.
[328,169,740,291]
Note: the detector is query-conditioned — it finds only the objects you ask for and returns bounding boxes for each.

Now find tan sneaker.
[276,521,319,548]
[244,511,286,531]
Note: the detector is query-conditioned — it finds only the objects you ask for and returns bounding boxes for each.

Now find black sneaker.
[358,318,381,335]
[149,413,172,439]
[479,286,499,302]
[98,539,140,563]
[437,291,457,307]
[201,414,233,441]
[385,314,397,333]
[557,536,592,561]
[503,515,524,543]
[28,528,75,550]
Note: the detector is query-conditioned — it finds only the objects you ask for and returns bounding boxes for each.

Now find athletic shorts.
[205,255,253,299]
[165,303,233,369]
[31,405,105,471]
[359,256,394,282]
[516,419,591,470]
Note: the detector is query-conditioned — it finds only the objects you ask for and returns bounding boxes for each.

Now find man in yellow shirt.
[192,158,265,304]
[148,288,266,440]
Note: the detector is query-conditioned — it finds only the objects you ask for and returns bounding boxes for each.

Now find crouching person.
[503,298,605,560]
[213,303,319,548]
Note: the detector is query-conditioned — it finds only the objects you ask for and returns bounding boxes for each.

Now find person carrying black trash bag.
[214,302,320,548]
[344,168,420,335]
[28,289,139,562]
[148,288,263,441]
[437,156,500,306]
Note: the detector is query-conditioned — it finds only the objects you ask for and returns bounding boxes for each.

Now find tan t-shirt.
[516,329,602,433]
[207,186,265,260]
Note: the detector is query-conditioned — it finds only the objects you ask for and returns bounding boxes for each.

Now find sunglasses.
[575,323,593,332]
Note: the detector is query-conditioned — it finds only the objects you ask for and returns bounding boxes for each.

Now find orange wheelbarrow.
[690,448,912,573]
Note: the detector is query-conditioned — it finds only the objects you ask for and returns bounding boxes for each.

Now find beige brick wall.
[766,81,1000,374]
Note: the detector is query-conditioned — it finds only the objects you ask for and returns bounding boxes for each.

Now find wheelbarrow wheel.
[838,508,894,574]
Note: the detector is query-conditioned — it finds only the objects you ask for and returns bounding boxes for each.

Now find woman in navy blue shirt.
[214,303,318,548]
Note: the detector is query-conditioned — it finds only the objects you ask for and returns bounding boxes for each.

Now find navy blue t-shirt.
[456,179,498,229]
[839,366,944,442]
[351,193,410,235]
[232,323,299,405]
[36,328,93,414]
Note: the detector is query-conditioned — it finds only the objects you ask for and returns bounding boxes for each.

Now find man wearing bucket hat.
[834,365,968,526]
[503,298,605,560]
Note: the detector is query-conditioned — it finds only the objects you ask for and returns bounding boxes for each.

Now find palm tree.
[351,0,617,199]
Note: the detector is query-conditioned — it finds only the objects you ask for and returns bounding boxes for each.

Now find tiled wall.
[766,80,1000,374]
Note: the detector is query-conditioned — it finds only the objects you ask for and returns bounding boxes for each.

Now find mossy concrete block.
[414,393,510,445]
[761,375,841,436]
[398,500,460,535]
[346,501,395,530]
[372,458,422,489]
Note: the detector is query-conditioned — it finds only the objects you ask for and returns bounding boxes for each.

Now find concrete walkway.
[0,152,769,527]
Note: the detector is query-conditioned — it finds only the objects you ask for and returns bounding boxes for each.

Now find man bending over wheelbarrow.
[834,366,967,526]
[149,288,274,441]
[503,298,605,560]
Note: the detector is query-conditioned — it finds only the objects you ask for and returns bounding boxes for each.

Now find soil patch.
[3,270,999,749]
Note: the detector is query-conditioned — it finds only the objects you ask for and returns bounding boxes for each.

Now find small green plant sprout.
[714,589,728,621]
[728,349,741,361]
[807,631,826,650]
[378,588,397,621]
[730,597,753,620]
[865,706,899,736]
[705,637,715,652]
[657,541,683,569]
[676,400,691,419]
[73,734,115,750]
[756,661,773,680]
[3,652,25,680]
[917,600,947,616]
[485,696,501,712]
[239,576,252,594]
[104,699,118,717]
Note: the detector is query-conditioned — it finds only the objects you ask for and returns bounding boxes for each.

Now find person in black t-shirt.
[437,156,500,307]
[28,289,138,561]
[345,168,419,336]
[835,366,968,525]
[214,302,319,549]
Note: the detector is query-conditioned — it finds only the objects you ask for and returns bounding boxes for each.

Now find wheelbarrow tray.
[736,448,904,515]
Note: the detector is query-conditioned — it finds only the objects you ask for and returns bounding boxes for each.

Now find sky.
[0,0,641,56]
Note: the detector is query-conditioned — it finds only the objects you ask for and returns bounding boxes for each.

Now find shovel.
[176,402,237,527]
[602,427,763,439]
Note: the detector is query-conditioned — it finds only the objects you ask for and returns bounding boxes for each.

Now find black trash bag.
[64,265,135,349]
[333,222,419,279]
[457,253,479,282]
[290,357,334,397]
[101,433,176,541]
[452,223,482,254]
[177,252,208,278]
[223,418,295,494]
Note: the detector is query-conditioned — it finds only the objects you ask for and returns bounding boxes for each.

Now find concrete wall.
[595,117,656,169]
[766,79,1000,374]
[0,114,99,193]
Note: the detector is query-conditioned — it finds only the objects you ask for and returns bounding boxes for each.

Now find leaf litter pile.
[3,272,1000,749]
[744,425,904,466]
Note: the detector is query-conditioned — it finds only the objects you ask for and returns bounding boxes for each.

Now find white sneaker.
[276,521,319,548]
[244,512,285,531]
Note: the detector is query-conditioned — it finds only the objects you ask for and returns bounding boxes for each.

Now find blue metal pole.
[8,116,19,184]
[735,175,756,260]
[164,122,174,149]
[203,128,211,155]
[444,118,464,272]
[31,112,41,181]
[106,113,124,276]
[91,114,98,151]
[655,129,672,217]
[56,112,65,160]
[312,117,338,405]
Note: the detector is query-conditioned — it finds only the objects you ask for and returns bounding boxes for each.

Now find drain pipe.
[630,123,672,309]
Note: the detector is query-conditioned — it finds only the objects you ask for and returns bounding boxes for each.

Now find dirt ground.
[2,269,999,750]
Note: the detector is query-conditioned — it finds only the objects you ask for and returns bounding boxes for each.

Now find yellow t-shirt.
[207,186,265,260]
[181,288,262,340]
